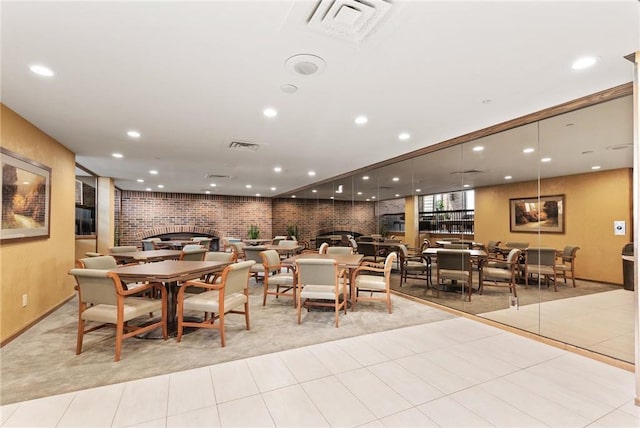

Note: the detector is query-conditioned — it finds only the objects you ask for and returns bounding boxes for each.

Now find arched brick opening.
[135,226,220,250]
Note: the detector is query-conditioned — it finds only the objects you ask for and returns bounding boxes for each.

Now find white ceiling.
[2,1,638,199]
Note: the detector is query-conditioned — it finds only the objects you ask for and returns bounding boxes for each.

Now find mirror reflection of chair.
[176,260,255,346]
[260,249,295,306]
[295,258,348,327]
[435,250,473,301]
[524,247,558,291]
[352,252,397,313]
[68,268,167,361]
[191,237,212,250]
[141,238,161,250]
[77,255,118,269]
[397,244,430,287]
[555,245,580,287]
[479,248,521,297]
[108,245,138,255]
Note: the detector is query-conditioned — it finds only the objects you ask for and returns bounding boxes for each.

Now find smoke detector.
[285,54,326,77]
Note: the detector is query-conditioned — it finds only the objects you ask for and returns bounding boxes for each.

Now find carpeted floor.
[0,279,455,405]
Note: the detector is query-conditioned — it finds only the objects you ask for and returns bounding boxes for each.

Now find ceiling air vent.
[450,169,484,175]
[308,0,392,43]
[205,174,231,179]
[228,141,260,151]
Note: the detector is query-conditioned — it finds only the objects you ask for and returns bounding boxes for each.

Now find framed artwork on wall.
[1,147,51,242]
[510,194,564,233]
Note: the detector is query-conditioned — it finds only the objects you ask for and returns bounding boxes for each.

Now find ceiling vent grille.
[450,169,484,175]
[308,0,392,43]
[228,141,260,151]
[205,174,231,179]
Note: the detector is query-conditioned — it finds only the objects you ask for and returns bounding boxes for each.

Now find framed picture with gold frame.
[1,147,51,242]
[510,194,564,233]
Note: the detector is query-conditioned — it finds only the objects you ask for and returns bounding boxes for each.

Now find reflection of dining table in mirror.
[110,249,183,263]
[153,240,196,249]
[111,260,231,337]
[423,248,488,297]
[262,243,303,257]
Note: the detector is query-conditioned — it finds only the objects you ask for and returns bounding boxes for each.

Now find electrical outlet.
[22,294,27,307]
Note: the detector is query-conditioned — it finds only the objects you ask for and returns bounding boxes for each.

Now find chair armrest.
[353,264,385,275]
[182,279,223,291]
[121,281,165,297]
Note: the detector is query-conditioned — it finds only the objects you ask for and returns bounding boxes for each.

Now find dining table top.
[282,253,364,268]
[110,260,230,282]
[243,238,273,245]
[423,248,488,258]
[110,249,183,262]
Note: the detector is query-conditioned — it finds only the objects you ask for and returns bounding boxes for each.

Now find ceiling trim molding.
[281,82,633,196]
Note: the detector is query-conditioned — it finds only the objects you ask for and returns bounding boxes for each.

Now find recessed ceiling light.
[273,166,282,173]
[365,199,370,202]
[541,157,552,163]
[463,184,471,188]
[312,189,317,193]
[270,187,276,191]
[415,189,421,192]
[398,133,411,141]
[205,190,211,194]
[505,175,513,180]
[263,107,277,118]
[395,194,400,197]
[127,130,141,138]
[371,196,376,199]
[357,192,362,195]
[362,176,369,180]
[330,196,334,200]
[210,183,217,187]
[112,153,123,158]
[245,184,252,189]
[392,177,399,182]
[308,171,316,177]
[591,165,601,170]
[572,56,599,70]
[136,179,144,183]
[157,184,164,188]
[256,193,261,197]
[280,84,298,94]
[354,115,368,125]
[291,195,296,198]
[146,188,152,191]
[29,65,54,77]
[149,170,158,175]
[472,146,484,152]
[523,147,535,154]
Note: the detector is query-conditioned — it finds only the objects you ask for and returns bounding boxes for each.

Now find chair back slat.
[260,249,281,268]
[296,258,338,286]
[69,268,119,305]
[205,251,236,263]
[326,246,352,255]
[180,248,207,261]
[109,246,138,253]
[78,255,118,269]
[222,260,254,295]
[437,250,471,270]
[526,248,556,266]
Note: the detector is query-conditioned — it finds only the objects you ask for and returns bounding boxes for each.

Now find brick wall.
[118,191,273,247]
[117,191,378,248]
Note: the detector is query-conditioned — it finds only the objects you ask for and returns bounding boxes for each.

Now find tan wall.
[1,105,76,342]
[475,168,632,284]
[75,238,97,262]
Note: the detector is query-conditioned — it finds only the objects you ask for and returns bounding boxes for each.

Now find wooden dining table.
[110,249,183,263]
[111,260,230,336]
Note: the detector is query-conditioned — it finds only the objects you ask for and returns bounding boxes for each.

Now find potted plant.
[248,224,260,239]
[286,224,299,240]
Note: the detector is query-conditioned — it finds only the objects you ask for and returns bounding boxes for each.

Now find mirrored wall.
[280,85,634,363]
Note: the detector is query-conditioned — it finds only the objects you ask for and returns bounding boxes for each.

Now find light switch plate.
[614,220,625,235]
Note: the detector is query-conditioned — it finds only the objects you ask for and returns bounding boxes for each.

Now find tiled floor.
[1,317,638,427]
[480,289,635,363]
